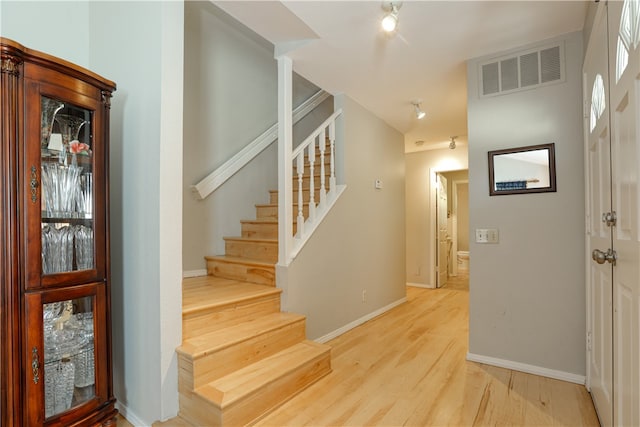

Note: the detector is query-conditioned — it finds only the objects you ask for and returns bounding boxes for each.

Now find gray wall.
[405,147,469,286]
[467,31,586,376]
[2,2,184,424]
[282,95,406,340]
[182,2,333,272]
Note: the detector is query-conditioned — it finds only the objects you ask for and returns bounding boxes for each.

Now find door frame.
[429,167,467,288]
[450,179,469,277]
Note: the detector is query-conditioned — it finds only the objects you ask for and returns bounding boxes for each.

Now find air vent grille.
[479,43,564,97]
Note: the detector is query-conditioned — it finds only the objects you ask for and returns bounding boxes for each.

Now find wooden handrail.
[192,89,330,200]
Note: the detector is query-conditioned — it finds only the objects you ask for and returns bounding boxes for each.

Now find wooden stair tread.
[178,312,305,359]
[223,236,277,243]
[240,219,278,225]
[255,203,314,208]
[183,276,281,315]
[204,255,274,268]
[197,340,331,408]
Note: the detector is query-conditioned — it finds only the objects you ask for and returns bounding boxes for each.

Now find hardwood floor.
[134,271,600,426]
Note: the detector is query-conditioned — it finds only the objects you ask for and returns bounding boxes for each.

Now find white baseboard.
[116,401,151,427]
[466,352,586,385]
[407,282,435,289]
[314,297,407,343]
[183,269,207,278]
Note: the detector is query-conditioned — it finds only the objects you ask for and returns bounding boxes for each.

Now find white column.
[277,56,293,266]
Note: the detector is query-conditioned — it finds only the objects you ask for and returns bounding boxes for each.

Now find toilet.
[457,251,469,271]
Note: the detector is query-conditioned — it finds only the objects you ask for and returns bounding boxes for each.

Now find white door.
[608,1,640,425]
[436,174,448,288]
[584,4,613,426]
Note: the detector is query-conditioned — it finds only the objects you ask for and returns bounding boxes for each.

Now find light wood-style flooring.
[121,271,600,426]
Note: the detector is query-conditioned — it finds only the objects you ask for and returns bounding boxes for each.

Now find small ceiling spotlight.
[381,2,402,33]
[449,136,457,150]
[412,101,426,120]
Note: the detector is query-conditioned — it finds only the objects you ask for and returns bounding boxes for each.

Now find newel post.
[277,55,293,266]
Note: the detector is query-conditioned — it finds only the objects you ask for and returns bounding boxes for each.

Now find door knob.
[602,211,617,227]
[592,248,617,265]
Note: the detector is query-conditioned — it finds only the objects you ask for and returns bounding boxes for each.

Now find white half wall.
[467,31,586,377]
[281,95,406,340]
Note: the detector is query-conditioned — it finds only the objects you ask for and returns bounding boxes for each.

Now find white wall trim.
[288,185,347,264]
[183,269,207,278]
[116,401,151,427]
[407,282,435,289]
[466,352,586,385]
[192,90,330,200]
[314,296,407,343]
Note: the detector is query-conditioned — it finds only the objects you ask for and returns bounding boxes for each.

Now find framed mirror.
[488,143,556,196]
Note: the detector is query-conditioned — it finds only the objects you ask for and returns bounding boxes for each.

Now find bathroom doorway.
[436,170,469,282]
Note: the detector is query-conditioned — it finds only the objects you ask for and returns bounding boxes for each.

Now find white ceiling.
[214,1,588,153]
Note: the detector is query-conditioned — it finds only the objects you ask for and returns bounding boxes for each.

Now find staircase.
[176,149,333,426]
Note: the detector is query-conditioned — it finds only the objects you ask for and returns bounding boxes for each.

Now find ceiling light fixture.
[449,136,457,150]
[412,101,426,120]
[381,2,401,33]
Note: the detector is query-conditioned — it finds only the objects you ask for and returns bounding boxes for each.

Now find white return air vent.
[480,43,564,97]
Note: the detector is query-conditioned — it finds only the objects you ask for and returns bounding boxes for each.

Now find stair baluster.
[308,141,316,223]
[329,121,337,195]
[319,129,327,206]
[296,154,305,237]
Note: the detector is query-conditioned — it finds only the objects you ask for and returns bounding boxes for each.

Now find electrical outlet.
[362,290,367,302]
[374,179,383,189]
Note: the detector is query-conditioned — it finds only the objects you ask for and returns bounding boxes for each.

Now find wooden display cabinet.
[1,37,118,425]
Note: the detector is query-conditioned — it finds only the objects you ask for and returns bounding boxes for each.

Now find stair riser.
[242,222,278,239]
[222,353,331,426]
[270,190,325,204]
[180,320,307,390]
[183,295,280,340]
[206,259,275,286]
[179,391,222,427]
[179,352,331,427]
[225,240,278,263]
[255,204,310,220]
[293,174,330,188]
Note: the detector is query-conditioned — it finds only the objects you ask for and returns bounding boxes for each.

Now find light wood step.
[241,219,278,239]
[293,174,330,188]
[179,341,332,427]
[177,312,306,390]
[182,276,281,339]
[224,237,278,263]
[269,189,325,204]
[255,203,312,220]
[205,255,275,286]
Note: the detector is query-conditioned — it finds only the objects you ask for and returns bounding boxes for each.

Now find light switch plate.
[375,179,383,189]
[476,228,499,244]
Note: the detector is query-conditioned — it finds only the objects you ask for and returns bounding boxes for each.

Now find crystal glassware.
[54,114,87,165]
[74,225,94,271]
[77,173,93,218]
[41,98,64,150]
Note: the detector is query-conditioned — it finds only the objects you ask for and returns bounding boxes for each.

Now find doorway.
[435,169,469,288]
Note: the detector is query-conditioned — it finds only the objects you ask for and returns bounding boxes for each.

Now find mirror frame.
[488,143,556,196]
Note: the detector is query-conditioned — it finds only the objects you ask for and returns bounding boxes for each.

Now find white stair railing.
[192,89,330,200]
[289,109,345,259]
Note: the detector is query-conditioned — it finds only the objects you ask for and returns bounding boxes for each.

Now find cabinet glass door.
[43,296,96,419]
[40,96,94,275]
